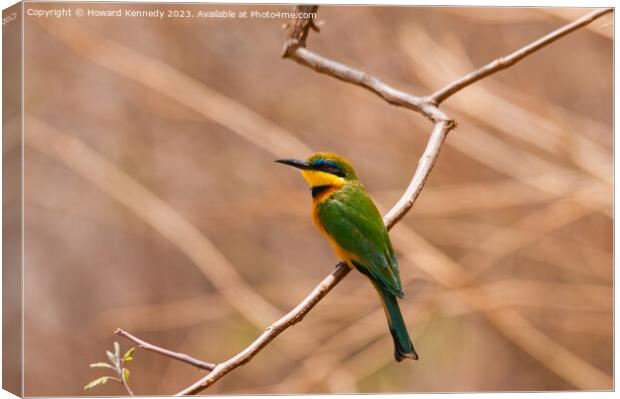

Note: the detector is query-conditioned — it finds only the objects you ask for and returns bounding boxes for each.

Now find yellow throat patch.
[300,170,345,189]
[300,170,345,237]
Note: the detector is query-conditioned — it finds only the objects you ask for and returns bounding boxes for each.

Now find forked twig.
[115,329,216,371]
[429,8,613,104]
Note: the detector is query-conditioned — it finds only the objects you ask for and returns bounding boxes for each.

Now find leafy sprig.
[85,341,135,395]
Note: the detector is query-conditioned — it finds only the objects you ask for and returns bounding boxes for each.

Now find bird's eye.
[320,162,345,177]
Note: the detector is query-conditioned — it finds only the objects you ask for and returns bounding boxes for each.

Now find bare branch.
[429,8,613,104]
[285,47,449,123]
[383,119,454,228]
[175,263,351,395]
[115,329,216,371]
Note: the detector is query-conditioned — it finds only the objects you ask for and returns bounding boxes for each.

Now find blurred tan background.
[17,3,612,396]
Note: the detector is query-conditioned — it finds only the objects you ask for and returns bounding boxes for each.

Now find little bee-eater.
[276,152,418,361]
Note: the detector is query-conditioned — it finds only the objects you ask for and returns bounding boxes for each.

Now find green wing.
[317,183,403,298]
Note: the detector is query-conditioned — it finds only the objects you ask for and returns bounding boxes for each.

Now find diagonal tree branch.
[383,119,453,227]
[107,6,611,395]
[429,8,612,104]
[175,262,352,395]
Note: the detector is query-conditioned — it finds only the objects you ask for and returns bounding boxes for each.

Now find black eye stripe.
[311,160,346,177]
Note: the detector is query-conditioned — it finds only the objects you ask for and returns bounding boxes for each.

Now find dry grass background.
[16,3,612,396]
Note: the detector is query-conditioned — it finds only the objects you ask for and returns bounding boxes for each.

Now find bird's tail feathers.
[377,286,419,361]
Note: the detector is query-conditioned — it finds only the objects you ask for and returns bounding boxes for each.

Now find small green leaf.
[89,362,114,369]
[122,368,130,384]
[106,350,117,366]
[122,347,136,362]
[113,341,120,358]
[84,376,109,390]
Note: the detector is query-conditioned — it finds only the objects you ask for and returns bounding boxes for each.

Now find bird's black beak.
[275,159,313,170]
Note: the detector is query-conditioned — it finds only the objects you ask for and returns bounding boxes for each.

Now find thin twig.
[175,263,351,395]
[115,329,216,371]
[383,119,454,228]
[287,47,449,123]
[429,8,613,104]
[400,22,613,186]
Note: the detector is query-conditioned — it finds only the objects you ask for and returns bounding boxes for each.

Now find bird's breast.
[311,189,358,265]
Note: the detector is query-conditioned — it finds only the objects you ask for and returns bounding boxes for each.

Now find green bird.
[276,152,418,361]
